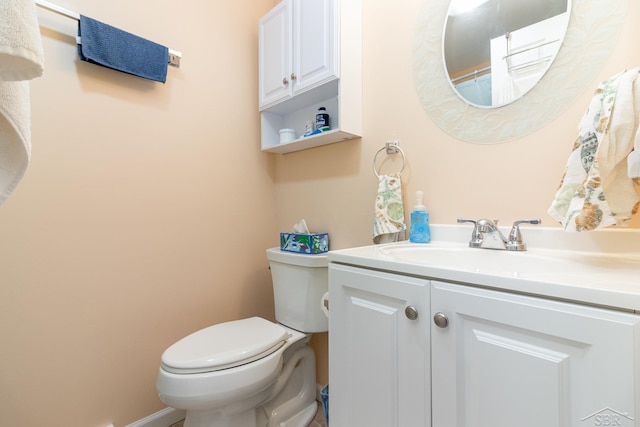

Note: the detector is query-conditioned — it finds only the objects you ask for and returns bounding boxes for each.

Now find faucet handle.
[457,218,477,226]
[457,218,482,247]
[507,219,541,251]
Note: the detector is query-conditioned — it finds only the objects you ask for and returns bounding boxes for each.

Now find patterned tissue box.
[280,232,329,254]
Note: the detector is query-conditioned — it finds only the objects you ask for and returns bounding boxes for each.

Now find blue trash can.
[320,384,329,425]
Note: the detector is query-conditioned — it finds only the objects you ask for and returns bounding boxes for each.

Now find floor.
[168,401,328,427]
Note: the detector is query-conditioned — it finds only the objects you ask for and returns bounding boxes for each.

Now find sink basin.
[378,243,640,278]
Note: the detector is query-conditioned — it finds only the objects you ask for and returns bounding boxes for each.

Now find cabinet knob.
[282,77,289,85]
[405,306,418,320]
[290,72,296,81]
[433,312,449,328]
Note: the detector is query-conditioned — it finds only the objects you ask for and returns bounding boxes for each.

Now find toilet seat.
[161,317,289,374]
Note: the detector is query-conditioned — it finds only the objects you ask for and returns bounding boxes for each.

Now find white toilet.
[156,248,328,427]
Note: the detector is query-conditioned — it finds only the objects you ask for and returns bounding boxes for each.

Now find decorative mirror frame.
[413,0,627,144]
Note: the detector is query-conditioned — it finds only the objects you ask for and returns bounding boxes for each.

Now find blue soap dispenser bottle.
[409,190,431,243]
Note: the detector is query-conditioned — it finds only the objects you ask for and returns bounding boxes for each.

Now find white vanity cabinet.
[329,263,430,427]
[431,281,640,427]
[258,0,362,154]
[328,262,640,427]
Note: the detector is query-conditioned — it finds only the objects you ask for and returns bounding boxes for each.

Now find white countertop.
[327,225,640,312]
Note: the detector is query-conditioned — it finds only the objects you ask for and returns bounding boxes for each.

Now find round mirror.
[413,0,627,143]
[443,0,571,108]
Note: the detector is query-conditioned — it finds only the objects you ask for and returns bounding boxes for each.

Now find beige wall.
[1,0,638,425]
[0,0,275,426]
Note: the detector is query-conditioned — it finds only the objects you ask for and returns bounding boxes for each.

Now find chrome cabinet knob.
[290,72,296,81]
[433,312,449,328]
[405,306,418,320]
[282,77,289,85]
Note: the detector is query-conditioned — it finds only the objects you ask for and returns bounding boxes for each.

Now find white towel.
[548,68,640,231]
[0,81,31,204]
[373,174,406,244]
[0,0,44,204]
[0,0,45,81]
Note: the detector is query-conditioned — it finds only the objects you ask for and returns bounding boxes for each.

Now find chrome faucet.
[457,218,541,251]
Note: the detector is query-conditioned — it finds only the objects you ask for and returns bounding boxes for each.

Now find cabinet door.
[259,0,291,108]
[292,0,337,93]
[329,264,430,427]
[431,281,640,427]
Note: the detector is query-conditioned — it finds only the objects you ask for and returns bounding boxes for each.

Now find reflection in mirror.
[443,0,570,108]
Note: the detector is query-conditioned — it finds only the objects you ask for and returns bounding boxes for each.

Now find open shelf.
[262,128,359,154]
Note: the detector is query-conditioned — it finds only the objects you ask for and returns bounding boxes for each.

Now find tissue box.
[280,232,329,254]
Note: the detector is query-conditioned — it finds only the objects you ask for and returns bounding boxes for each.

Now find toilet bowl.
[156,248,328,427]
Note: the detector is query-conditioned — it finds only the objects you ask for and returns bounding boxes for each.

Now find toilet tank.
[266,247,328,333]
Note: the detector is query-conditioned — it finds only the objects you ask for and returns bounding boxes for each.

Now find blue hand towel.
[78,15,168,83]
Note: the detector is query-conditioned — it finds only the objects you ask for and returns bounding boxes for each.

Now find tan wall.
[1,0,638,425]
[0,0,275,425]
[275,0,640,385]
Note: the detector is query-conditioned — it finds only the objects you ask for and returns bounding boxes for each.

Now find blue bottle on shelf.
[315,107,330,132]
[409,190,431,243]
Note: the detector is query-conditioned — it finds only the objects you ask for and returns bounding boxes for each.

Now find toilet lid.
[161,317,289,374]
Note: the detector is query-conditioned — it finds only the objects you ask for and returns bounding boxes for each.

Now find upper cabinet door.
[292,0,337,93]
[259,0,292,108]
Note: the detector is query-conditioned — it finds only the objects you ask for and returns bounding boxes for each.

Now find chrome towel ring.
[373,141,406,178]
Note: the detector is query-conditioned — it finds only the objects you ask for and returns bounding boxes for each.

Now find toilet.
[156,247,328,427]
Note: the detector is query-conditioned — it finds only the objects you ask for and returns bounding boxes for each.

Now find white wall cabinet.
[329,265,640,427]
[329,264,430,427]
[258,0,361,154]
[259,0,336,108]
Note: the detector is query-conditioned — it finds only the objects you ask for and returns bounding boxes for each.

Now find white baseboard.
[126,407,186,427]
[128,387,325,427]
